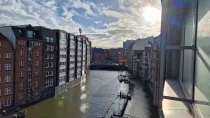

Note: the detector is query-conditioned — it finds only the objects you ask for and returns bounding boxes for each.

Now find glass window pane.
[195,0,210,117]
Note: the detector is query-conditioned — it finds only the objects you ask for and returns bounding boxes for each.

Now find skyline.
[0,0,161,48]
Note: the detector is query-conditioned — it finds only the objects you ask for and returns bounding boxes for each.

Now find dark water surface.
[25,70,154,118]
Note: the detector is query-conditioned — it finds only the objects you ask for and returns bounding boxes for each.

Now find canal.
[25,70,155,118]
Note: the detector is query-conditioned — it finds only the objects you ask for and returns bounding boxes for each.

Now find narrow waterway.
[25,70,155,118]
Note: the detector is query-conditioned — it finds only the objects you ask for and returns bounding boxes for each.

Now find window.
[4,75,11,82]
[4,87,11,95]
[45,71,49,77]
[194,0,210,116]
[34,91,38,96]
[50,79,53,86]
[35,71,39,76]
[19,94,23,99]
[46,37,49,42]
[35,51,39,56]
[27,81,31,89]
[45,80,49,88]
[19,71,24,78]
[4,100,11,107]
[19,83,23,91]
[51,54,54,59]
[50,37,54,42]
[46,45,50,51]
[4,64,11,71]
[50,46,54,51]
[35,61,39,66]
[50,71,53,76]
[27,30,33,38]
[27,71,32,78]
[28,50,32,57]
[45,54,49,59]
[35,81,38,88]
[20,50,24,56]
[50,62,53,67]
[4,53,11,58]
[45,63,49,68]
[19,61,24,67]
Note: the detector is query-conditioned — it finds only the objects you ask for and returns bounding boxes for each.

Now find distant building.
[92,48,105,63]
[127,37,154,76]
[123,40,135,49]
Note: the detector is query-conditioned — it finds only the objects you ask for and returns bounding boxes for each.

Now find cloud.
[0,0,161,48]
[0,0,82,34]
[95,21,102,24]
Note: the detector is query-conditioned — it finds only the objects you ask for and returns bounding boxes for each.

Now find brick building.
[0,33,14,110]
[0,25,43,106]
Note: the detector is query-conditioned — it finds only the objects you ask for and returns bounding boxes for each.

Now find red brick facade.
[0,33,14,110]
[15,38,28,106]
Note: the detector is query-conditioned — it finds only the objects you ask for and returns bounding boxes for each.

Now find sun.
[142,6,161,22]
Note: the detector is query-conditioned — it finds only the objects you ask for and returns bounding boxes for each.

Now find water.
[25,70,155,118]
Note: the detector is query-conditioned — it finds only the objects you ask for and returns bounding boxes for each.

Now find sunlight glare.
[142,6,161,22]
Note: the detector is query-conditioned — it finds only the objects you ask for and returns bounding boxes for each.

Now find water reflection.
[25,71,152,118]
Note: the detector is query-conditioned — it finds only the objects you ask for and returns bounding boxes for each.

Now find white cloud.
[0,0,162,48]
[95,21,102,24]
[0,0,82,34]
[67,0,98,16]
[85,0,161,48]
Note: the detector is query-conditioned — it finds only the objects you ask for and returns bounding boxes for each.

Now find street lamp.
[79,28,82,36]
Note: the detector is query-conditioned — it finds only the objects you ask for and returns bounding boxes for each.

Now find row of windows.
[60,62,66,66]
[20,50,40,56]
[46,45,55,51]
[18,61,40,68]
[45,79,53,88]
[46,37,54,43]
[18,71,39,78]
[45,54,54,59]
[59,76,65,83]
[45,62,54,68]
[34,42,41,47]
[60,55,67,58]
[60,48,67,52]
[45,71,54,77]
[60,69,66,73]
[17,41,26,46]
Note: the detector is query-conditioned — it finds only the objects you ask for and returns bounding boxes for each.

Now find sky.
[0,0,161,48]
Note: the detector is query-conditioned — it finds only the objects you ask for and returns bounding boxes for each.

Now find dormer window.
[27,30,33,38]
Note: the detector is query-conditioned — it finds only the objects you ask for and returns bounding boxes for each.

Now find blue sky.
[0,0,161,48]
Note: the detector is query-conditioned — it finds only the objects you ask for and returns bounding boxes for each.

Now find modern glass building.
[159,0,210,117]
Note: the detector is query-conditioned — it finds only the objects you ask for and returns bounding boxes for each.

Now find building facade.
[0,25,43,106]
[34,27,57,100]
[0,33,14,110]
[67,33,76,83]
[76,36,82,79]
